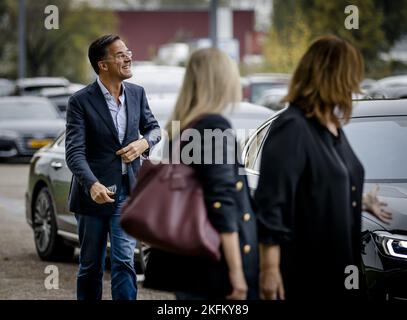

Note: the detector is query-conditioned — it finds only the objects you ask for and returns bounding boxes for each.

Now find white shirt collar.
[97,77,125,102]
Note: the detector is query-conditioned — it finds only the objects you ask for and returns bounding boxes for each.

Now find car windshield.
[344,116,407,181]
[0,100,59,120]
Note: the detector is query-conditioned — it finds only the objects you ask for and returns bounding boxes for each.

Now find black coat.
[65,81,161,216]
[144,114,259,299]
[254,104,365,300]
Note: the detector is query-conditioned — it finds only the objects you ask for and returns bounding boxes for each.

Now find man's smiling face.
[102,39,133,80]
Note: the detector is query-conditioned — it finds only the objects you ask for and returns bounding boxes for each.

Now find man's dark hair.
[88,34,121,74]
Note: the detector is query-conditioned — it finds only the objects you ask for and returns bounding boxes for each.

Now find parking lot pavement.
[0,163,174,300]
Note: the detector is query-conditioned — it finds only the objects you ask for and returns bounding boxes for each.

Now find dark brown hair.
[283,35,364,126]
[88,34,121,74]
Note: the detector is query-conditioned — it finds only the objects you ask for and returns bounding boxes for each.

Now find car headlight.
[0,130,18,139]
[374,231,407,259]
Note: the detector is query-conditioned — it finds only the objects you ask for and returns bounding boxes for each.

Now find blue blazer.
[65,81,161,216]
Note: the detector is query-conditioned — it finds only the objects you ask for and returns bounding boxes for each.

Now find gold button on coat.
[213,202,222,209]
[352,186,356,192]
[236,181,243,191]
[352,201,357,207]
[243,245,251,254]
[243,213,251,222]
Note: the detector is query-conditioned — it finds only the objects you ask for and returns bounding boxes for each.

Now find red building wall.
[116,10,255,61]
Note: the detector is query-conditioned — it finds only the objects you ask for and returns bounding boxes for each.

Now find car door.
[47,134,76,235]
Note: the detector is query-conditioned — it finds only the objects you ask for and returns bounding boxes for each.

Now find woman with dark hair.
[255,35,366,300]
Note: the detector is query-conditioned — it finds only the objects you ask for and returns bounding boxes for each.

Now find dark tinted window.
[0,100,59,120]
[344,116,407,181]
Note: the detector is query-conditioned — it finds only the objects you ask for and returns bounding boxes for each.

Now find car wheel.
[33,186,74,261]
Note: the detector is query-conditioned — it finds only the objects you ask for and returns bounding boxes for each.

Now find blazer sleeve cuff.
[257,223,291,245]
[141,129,161,158]
[85,176,98,193]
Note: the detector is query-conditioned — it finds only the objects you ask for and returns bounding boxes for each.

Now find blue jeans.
[75,180,137,300]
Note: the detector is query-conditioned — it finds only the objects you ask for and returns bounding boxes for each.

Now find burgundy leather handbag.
[120,140,221,261]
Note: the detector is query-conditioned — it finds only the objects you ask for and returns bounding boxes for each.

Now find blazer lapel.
[87,81,120,144]
[123,85,137,144]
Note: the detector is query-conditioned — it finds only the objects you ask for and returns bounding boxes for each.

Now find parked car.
[367,75,407,99]
[361,78,377,92]
[0,78,15,97]
[242,99,407,300]
[14,77,70,96]
[256,83,369,110]
[156,42,189,66]
[39,84,86,117]
[367,85,407,99]
[25,98,273,274]
[256,86,288,111]
[242,73,291,105]
[0,96,65,158]
[127,65,185,100]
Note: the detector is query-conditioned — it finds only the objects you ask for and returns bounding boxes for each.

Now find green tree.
[263,0,311,72]
[299,0,386,64]
[0,0,15,77]
[0,0,8,58]
[6,0,117,83]
[372,0,407,47]
[263,0,407,76]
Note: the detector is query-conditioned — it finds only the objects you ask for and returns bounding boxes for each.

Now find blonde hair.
[283,35,364,127]
[166,48,242,138]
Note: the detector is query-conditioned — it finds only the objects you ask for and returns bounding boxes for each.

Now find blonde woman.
[143,48,259,300]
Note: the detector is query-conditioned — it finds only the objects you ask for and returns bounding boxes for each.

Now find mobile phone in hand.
[107,184,117,199]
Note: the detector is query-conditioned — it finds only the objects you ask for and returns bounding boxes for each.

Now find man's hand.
[116,138,149,163]
[90,181,115,204]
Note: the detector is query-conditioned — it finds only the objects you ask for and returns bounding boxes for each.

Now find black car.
[0,96,65,158]
[242,99,407,300]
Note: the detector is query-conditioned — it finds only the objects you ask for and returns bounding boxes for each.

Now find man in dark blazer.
[65,35,161,300]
